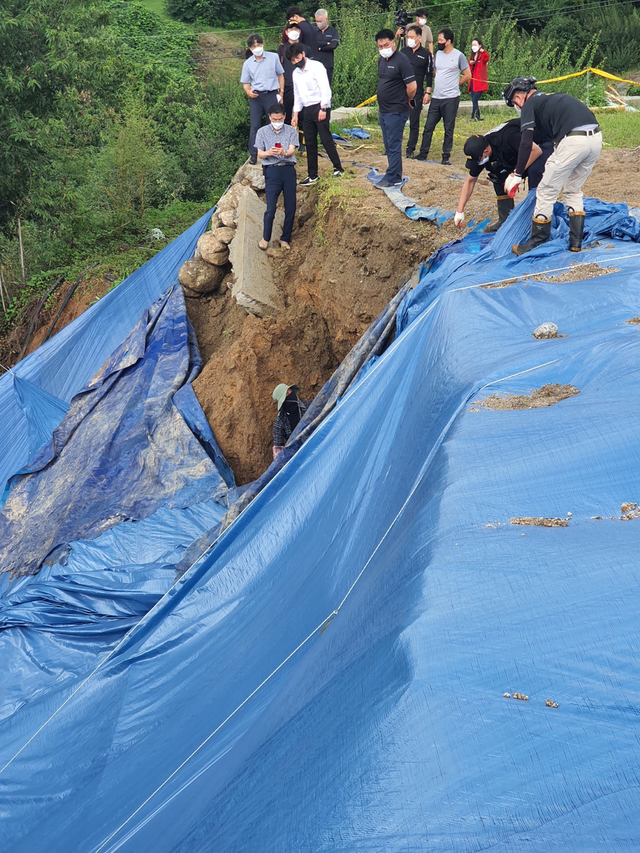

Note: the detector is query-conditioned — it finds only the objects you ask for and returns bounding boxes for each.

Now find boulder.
[212,226,235,245]
[197,232,230,265]
[218,209,237,228]
[231,163,266,191]
[178,258,225,295]
[216,182,252,213]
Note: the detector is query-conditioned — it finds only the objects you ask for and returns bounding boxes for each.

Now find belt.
[566,126,600,137]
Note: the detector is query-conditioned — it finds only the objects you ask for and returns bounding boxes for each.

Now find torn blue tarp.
[0,209,213,497]
[0,285,232,579]
[366,168,451,225]
[2,199,640,851]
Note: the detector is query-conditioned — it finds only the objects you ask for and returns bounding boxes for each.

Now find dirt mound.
[476,383,580,411]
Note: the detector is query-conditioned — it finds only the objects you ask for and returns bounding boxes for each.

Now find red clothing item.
[468,49,490,92]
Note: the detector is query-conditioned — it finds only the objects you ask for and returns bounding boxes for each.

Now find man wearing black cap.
[454,119,551,232]
[272,383,310,458]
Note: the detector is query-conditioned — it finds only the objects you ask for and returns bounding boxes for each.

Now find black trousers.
[263,164,297,243]
[406,84,424,154]
[302,103,342,178]
[418,96,459,160]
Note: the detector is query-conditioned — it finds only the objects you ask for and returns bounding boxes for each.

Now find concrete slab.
[229,188,284,318]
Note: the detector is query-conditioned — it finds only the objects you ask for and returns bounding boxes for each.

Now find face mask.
[379,47,393,59]
[418,17,426,24]
[514,104,521,114]
[316,21,325,28]
[271,120,284,130]
[471,43,479,52]
[406,37,417,48]
[252,46,264,56]
[296,58,306,70]
[287,30,300,41]
[478,156,489,166]
[437,42,446,50]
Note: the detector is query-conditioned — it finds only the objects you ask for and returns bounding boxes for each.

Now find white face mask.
[287,30,300,41]
[471,43,479,52]
[406,38,417,48]
[316,21,325,28]
[271,120,284,130]
[478,156,489,166]
[252,46,264,56]
[418,17,426,25]
[379,47,393,59]
[514,104,521,114]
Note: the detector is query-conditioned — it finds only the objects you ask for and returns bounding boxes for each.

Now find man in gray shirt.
[240,33,285,164]
[255,104,299,250]
[416,28,470,165]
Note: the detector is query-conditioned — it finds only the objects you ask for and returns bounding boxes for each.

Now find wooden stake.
[17,217,26,286]
[0,267,6,314]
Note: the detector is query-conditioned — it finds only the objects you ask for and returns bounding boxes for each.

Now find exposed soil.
[476,383,580,410]
[510,516,569,527]
[189,168,447,483]
[627,317,640,324]
[3,141,640,486]
[534,262,621,283]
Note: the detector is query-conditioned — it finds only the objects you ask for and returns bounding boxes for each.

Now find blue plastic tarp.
[2,199,640,851]
[0,209,215,497]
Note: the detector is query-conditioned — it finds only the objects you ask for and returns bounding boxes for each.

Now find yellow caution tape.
[354,66,639,109]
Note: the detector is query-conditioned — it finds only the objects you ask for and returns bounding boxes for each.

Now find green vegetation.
[0,0,248,334]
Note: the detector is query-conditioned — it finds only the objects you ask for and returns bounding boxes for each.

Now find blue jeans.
[470,91,482,119]
[379,110,409,183]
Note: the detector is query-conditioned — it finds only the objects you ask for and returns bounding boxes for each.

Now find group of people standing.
[240,9,602,259]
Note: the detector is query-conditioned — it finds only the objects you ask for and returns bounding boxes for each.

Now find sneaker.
[441,158,452,166]
[415,154,428,161]
[333,169,344,177]
[249,155,257,165]
[375,177,402,188]
[299,175,319,186]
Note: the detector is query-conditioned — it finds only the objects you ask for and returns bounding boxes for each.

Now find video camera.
[394,8,410,30]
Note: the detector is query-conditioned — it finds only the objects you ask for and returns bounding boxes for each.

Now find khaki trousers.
[534,132,603,219]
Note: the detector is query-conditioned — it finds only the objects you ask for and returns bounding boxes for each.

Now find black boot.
[484,195,514,233]
[512,215,552,256]
[568,209,585,252]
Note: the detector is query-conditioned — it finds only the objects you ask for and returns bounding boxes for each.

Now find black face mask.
[437,42,446,50]
[297,58,306,70]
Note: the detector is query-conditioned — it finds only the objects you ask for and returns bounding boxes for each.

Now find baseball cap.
[464,134,486,169]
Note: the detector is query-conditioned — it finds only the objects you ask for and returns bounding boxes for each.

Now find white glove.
[454,211,465,228]
[504,173,522,198]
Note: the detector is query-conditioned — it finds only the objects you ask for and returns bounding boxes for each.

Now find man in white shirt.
[289,43,344,185]
[416,28,470,165]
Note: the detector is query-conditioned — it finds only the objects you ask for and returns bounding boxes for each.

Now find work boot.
[484,195,514,233]
[568,209,586,251]
[512,215,552,256]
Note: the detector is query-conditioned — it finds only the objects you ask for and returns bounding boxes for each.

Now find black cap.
[463,134,486,169]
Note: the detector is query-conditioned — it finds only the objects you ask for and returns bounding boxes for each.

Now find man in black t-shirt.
[375,29,417,187]
[454,119,552,232]
[503,78,603,254]
[314,9,339,86]
[285,6,318,55]
[401,25,433,158]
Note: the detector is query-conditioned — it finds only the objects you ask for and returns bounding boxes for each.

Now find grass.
[314,174,365,243]
[136,0,172,21]
[339,106,640,153]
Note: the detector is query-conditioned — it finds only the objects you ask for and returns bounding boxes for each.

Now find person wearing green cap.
[272,383,310,459]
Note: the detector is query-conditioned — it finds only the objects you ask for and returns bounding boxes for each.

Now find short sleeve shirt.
[420,24,433,47]
[432,47,468,100]
[401,45,433,89]
[240,51,284,91]
[520,91,598,144]
[255,123,298,165]
[377,49,416,113]
[467,119,521,178]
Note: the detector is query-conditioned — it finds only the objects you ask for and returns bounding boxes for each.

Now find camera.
[394,8,409,30]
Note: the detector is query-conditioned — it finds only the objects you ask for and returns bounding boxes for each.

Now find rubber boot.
[568,209,585,252]
[512,215,552,256]
[484,195,514,233]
